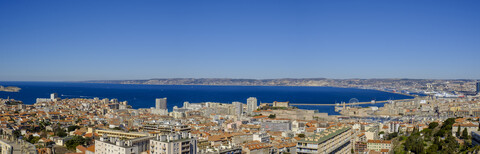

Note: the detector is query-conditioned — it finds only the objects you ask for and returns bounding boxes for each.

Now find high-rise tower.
[156,98,167,110]
[247,97,257,115]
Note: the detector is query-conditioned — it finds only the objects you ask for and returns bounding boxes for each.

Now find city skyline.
[1,0,479,81]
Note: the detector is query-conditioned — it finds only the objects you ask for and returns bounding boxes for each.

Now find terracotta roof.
[208,135,226,142]
[76,145,87,152]
[243,142,272,150]
[357,133,365,137]
[453,123,477,127]
[86,145,95,152]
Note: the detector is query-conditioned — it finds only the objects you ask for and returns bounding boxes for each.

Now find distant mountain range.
[83,78,478,89]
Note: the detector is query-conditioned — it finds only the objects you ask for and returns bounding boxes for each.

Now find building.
[452,123,478,136]
[242,141,272,154]
[156,98,167,110]
[151,98,168,115]
[150,133,197,154]
[95,129,148,139]
[355,141,367,153]
[272,101,289,108]
[253,133,270,143]
[477,82,480,94]
[366,140,392,153]
[95,135,153,154]
[471,131,480,146]
[296,126,352,154]
[233,102,243,117]
[142,123,191,134]
[203,146,242,154]
[36,93,59,103]
[0,140,13,154]
[247,97,257,115]
[261,121,291,131]
[50,93,58,100]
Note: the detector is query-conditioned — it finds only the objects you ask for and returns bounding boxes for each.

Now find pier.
[269,99,415,106]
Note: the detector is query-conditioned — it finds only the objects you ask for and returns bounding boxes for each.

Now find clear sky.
[1,0,479,81]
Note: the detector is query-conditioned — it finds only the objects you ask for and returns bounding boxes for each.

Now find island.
[0,85,21,92]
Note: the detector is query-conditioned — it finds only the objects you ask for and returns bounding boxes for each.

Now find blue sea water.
[0,82,413,115]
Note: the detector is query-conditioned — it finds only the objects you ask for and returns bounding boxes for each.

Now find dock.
[267,99,415,106]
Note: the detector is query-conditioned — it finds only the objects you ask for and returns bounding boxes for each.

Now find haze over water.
[0,82,413,115]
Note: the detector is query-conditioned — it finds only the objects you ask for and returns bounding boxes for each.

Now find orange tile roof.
[86,145,95,152]
[76,145,87,152]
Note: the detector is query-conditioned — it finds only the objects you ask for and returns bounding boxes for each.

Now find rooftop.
[299,126,350,144]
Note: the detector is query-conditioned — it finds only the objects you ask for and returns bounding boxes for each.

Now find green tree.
[65,136,86,150]
[433,136,440,145]
[268,114,276,119]
[12,130,21,138]
[386,132,398,140]
[67,125,80,132]
[422,129,433,141]
[462,128,469,139]
[404,133,424,153]
[56,129,67,137]
[426,144,438,154]
[429,122,439,129]
[443,135,459,153]
[298,134,305,138]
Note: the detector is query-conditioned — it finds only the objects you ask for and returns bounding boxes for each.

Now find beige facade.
[296,126,352,154]
[95,130,148,139]
[366,140,392,153]
[150,133,197,154]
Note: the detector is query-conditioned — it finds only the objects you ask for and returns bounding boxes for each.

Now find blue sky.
[0,0,479,81]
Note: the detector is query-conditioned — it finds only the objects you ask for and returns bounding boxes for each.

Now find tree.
[26,135,34,143]
[433,136,440,145]
[268,114,276,119]
[56,129,67,137]
[65,136,86,150]
[429,122,439,129]
[68,125,80,132]
[462,128,469,139]
[404,133,424,153]
[386,132,398,140]
[456,126,461,137]
[298,134,305,138]
[426,144,438,154]
[443,135,459,153]
[12,130,21,138]
[422,129,433,141]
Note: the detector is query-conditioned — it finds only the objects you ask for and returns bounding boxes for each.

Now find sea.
[0,81,414,115]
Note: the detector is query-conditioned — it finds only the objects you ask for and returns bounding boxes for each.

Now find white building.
[50,93,58,100]
[95,135,153,154]
[233,102,243,117]
[253,132,270,143]
[247,97,257,115]
[36,93,59,103]
[150,133,197,154]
